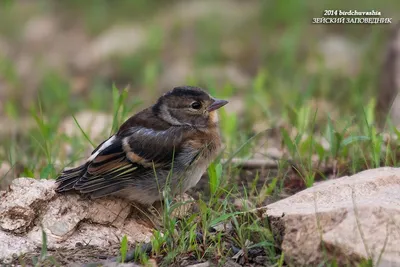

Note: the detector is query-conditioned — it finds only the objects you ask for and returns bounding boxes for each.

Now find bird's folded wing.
[73,126,187,196]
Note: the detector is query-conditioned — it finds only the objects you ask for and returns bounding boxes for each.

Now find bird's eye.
[191,101,202,110]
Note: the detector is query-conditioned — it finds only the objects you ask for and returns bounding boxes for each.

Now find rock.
[264,167,400,266]
[0,178,153,263]
[0,178,55,233]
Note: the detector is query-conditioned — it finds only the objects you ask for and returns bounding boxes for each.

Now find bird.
[55,86,228,206]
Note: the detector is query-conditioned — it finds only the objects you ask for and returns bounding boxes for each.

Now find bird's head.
[153,86,228,128]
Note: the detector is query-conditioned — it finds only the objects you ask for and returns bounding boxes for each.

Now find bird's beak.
[207,99,229,112]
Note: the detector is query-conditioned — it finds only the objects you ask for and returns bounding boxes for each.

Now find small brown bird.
[55,86,228,205]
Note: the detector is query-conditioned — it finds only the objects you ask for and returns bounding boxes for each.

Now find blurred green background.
[1,2,400,265]
[0,0,399,185]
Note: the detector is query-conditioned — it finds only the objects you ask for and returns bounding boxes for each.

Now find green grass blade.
[72,115,96,148]
[40,228,48,261]
[120,235,128,263]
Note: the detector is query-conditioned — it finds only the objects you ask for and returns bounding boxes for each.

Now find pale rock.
[0,231,36,264]
[0,178,153,262]
[264,167,400,266]
[0,178,56,234]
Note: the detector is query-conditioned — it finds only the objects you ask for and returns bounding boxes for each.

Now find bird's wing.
[71,126,192,197]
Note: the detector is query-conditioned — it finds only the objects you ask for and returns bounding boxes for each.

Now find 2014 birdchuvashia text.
[312,10,392,24]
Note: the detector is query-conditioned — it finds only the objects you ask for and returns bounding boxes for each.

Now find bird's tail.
[55,163,89,192]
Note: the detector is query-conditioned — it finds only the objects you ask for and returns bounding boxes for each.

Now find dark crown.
[152,86,210,114]
[164,86,208,98]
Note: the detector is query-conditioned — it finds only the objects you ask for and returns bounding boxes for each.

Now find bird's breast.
[181,159,210,192]
[186,127,222,156]
[177,128,222,192]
